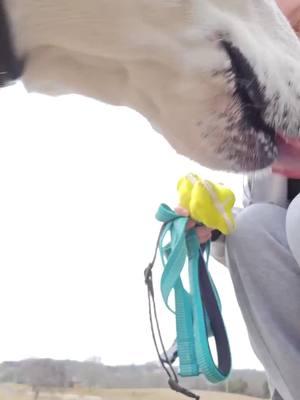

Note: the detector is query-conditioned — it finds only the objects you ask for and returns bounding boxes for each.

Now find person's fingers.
[174,206,212,243]
[174,206,189,216]
[186,219,196,230]
[198,233,211,244]
[174,206,197,229]
[195,226,212,244]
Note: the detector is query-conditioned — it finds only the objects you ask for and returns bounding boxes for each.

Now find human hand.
[175,206,212,244]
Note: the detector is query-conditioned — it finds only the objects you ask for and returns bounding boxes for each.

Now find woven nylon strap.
[156,203,231,382]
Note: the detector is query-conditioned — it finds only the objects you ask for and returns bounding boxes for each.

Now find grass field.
[0,385,263,400]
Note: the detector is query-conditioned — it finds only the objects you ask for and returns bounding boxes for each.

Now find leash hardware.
[145,222,200,400]
[168,378,200,400]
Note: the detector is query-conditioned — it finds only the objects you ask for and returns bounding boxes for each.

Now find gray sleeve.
[210,207,242,266]
[211,172,288,266]
[211,234,226,265]
[243,172,288,208]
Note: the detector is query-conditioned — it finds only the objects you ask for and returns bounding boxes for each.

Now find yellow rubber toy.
[177,173,236,235]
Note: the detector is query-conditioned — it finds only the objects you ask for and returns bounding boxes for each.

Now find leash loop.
[145,204,232,399]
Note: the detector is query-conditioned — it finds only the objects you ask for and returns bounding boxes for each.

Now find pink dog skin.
[277,0,300,15]
[273,136,300,178]
[271,0,300,177]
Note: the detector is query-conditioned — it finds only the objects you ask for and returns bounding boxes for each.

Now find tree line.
[0,358,270,398]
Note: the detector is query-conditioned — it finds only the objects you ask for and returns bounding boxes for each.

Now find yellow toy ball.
[177,173,236,235]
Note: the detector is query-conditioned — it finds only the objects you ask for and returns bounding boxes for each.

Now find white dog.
[3,0,300,172]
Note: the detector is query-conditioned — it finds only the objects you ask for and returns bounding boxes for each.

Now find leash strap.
[145,204,231,398]
[144,223,200,400]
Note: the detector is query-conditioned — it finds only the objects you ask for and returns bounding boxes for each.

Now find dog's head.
[5,0,300,172]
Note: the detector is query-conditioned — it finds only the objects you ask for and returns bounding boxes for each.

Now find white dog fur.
[5,0,300,172]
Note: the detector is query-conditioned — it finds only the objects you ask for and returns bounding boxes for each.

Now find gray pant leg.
[273,390,285,400]
[286,193,300,264]
[226,203,300,400]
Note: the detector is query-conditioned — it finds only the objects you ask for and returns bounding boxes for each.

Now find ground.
[0,385,264,400]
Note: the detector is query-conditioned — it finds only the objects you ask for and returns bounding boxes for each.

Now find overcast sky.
[0,83,262,371]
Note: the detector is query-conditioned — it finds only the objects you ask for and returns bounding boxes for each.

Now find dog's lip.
[221,41,300,173]
[221,41,277,145]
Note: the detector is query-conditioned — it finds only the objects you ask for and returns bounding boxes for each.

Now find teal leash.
[145,204,231,399]
[144,221,200,400]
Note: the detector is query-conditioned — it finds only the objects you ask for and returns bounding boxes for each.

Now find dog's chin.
[221,129,300,175]
[219,135,276,173]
